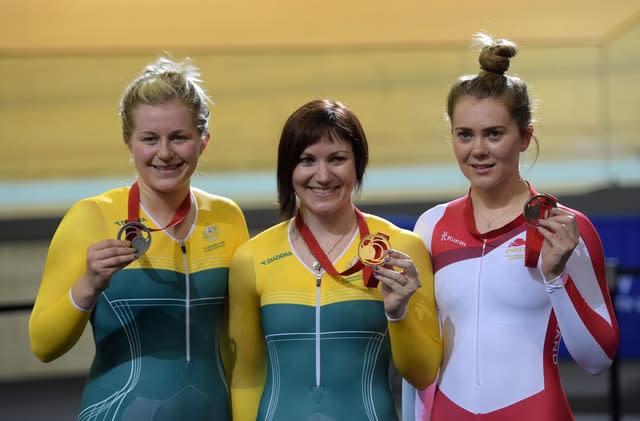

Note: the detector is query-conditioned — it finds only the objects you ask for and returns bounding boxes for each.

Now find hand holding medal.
[118,182,192,257]
[524,193,579,279]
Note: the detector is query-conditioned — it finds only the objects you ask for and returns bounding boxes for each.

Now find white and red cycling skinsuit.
[403,185,619,421]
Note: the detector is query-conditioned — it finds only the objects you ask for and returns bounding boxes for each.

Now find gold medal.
[358,233,391,267]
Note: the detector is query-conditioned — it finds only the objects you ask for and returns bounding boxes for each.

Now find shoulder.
[232,220,289,262]
[193,187,243,213]
[65,186,129,219]
[557,202,600,239]
[363,213,422,248]
[415,198,461,230]
[249,220,290,244]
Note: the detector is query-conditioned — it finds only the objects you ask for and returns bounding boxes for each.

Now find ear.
[520,126,533,152]
[199,132,210,155]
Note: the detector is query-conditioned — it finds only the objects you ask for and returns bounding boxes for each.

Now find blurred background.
[1,0,639,419]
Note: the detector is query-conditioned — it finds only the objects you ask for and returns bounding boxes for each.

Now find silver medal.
[117,221,152,257]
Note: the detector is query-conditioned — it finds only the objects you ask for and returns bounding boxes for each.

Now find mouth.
[152,162,185,171]
[308,186,339,195]
[471,163,494,170]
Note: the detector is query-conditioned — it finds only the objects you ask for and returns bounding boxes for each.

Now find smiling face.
[127,98,209,198]
[292,136,357,219]
[451,96,532,194]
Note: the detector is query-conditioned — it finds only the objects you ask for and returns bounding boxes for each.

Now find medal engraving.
[524,194,557,226]
[117,221,152,257]
[358,233,391,267]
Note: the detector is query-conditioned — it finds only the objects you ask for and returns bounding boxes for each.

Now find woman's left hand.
[537,207,579,280]
[373,249,422,319]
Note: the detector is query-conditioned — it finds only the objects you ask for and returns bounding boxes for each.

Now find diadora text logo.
[261,251,293,265]
[440,231,466,247]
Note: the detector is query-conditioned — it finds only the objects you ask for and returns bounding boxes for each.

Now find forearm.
[29,291,92,362]
[389,299,442,389]
[547,273,618,374]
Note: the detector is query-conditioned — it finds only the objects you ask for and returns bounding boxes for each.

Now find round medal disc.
[117,221,152,257]
[358,233,391,267]
[524,194,557,226]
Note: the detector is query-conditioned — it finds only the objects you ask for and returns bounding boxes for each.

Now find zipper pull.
[312,260,322,287]
[179,239,187,254]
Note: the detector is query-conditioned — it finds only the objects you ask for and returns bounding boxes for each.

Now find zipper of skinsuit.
[315,268,322,387]
[475,239,487,388]
[180,240,191,362]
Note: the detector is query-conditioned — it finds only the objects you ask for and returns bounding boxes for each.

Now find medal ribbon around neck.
[295,206,387,288]
[117,181,192,256]
[524,193,557,268]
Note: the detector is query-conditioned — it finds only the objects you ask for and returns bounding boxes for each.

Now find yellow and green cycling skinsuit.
[229,212,442,421]
[30,186,248,421]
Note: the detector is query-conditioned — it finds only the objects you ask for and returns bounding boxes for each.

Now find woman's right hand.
[85,239,137,291]
[72,239,136,310]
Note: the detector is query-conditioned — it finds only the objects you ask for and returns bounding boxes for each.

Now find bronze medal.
[524,194,557,226]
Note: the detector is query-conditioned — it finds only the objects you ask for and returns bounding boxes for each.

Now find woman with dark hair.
[403,34,619,421]
[228,98,442,421]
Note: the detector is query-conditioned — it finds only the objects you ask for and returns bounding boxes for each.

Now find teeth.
[310,187,332,193]
[154,164,180,170]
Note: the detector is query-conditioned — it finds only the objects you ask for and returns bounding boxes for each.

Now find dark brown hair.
[277,99,369,219]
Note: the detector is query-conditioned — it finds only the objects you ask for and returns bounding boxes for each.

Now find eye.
[142,135,157,143]
[487,129,503,140]
[330,155,347,164]
[455,130,472,142]
[298,155,314,165]
[171,133,190,142]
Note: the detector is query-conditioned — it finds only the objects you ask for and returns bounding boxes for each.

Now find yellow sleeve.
[228,241,267,421]
[29,199,107,362]
[388,232,442,390]
[218,204,250,381]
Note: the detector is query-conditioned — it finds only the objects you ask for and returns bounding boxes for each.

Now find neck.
[471,178,529,210]
[299,205,355,237]
[137,181,191,225]
[471,178,530,232]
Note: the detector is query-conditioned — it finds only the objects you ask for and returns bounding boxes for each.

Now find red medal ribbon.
[524,225,544,267]
[523,194,557,268]
[125,181,192,241]
[295,206,378,287]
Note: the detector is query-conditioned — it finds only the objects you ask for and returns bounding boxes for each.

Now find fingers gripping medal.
[358,233,391,267]
[117,221,152,257]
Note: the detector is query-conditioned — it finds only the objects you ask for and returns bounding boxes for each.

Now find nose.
[315,161,332,183]
[470,137,488,157]
[157,139,173,160]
